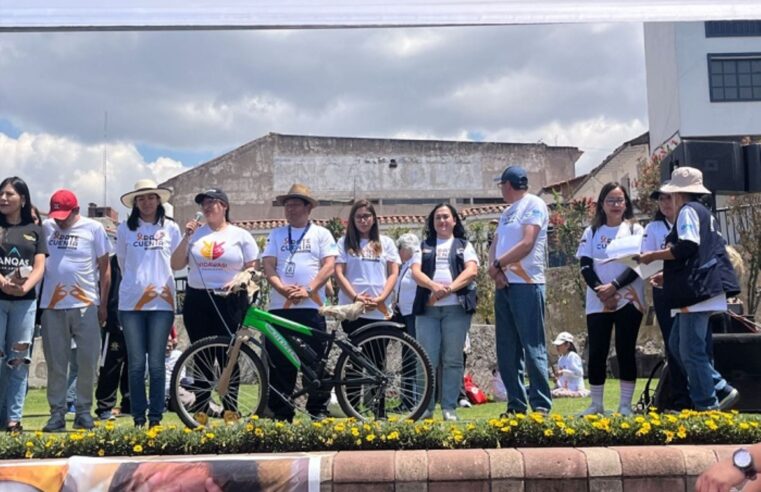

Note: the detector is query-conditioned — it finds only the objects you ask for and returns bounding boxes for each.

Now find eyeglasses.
[355,213,374,221]
[604,198,626,206]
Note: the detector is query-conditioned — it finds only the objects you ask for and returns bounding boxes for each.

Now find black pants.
[653,288,693,410]
[95,326,130,414]
[266,308,329,421]
[586,303,643,385]
[183,287,248,413]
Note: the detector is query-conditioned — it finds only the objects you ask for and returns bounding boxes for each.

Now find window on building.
[708,53,761,102]
[705,21,761,38]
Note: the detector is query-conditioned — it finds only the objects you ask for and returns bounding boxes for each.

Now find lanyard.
[287,223,311,257]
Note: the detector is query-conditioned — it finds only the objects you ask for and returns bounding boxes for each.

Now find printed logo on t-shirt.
[134,283,173,311]
[47,282,93,309]
[23,234,36,242]
[279,237,312,254]
[48,231,80,249]
[680,223,696,234]
[0,246,30,268]
[596,235,612,250]
[133,231,167,250]
[200,240,225,260]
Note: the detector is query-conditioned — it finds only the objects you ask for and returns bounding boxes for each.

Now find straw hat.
[275,183,318,207]
[120,179,172,208]
[658,167,711,195]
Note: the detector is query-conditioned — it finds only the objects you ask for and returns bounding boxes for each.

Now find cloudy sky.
[0,23,648,217]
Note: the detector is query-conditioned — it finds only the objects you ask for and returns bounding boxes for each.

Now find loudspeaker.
[713,333,761,412]
[745,143,761,192]
[660,140,745,193]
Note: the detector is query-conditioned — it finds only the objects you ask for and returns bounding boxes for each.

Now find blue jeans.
[415,304,471,412]
[119,310,174,423]
[669,311,727,410]
[494,284,552,413]
[0,299,35,423]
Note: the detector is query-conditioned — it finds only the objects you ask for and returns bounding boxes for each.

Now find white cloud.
[0,132,188,218]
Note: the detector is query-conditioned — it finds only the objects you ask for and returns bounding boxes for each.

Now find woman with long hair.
[116,180,182,428]
[0,176,47,432]
[576,182,644,416]
[411,203,478,421]
[334,199,400,333]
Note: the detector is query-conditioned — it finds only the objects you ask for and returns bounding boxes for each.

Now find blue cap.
[495,166,528,190]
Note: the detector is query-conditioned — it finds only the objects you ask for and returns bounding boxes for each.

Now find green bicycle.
[169,302,434,428]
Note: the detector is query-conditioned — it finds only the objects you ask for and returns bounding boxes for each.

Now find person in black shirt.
[0,177,47,432]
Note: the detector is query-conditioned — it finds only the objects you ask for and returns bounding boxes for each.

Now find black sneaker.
[73,414,94,430]
[717,385,740,411]
[42,413,66,433]
[149,420,161,429]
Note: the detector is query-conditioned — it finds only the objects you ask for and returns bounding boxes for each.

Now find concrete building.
[538,132,650,204]
[160,132,582,225]
[645,20,761,153]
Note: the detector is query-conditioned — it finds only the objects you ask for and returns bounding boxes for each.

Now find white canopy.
[2,0,761,31]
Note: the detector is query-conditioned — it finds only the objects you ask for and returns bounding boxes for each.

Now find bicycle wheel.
[170,336,268,428]
[334,325,433,421]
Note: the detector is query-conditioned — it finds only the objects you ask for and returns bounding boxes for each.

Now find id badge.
[284,261,296,278]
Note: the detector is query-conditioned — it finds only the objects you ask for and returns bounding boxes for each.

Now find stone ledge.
[323,445,749,491]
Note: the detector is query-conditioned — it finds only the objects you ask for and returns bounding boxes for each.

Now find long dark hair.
[345,199,381,256]
[0,176,34,226]
[425,203,466,241]
[126,194,167,231]
[591,182,634,232]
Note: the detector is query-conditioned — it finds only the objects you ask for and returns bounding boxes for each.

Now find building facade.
[160,132,582,225]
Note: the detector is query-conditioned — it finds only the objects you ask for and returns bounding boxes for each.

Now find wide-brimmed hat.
[659,167,711,195]
[275,183,318,207]
[552,331,575,345]
[120,179,172,208]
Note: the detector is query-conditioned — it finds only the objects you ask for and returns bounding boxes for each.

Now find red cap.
[48,189,78,220]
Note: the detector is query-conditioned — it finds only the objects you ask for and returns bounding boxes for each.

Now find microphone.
[194,211,204,223]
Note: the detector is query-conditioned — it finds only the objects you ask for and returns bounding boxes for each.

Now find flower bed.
[3,410,761,460]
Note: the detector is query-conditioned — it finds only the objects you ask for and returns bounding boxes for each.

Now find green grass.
[20,379,656,430]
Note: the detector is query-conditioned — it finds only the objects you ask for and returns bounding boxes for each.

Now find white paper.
[601,234,663,279]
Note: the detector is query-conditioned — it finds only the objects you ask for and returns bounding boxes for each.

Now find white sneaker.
[442,409,458,421]
[578,404,605,417]
[617,405,633,416]
[458,398,472,408]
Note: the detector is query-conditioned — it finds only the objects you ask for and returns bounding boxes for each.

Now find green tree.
[324,217,346,241]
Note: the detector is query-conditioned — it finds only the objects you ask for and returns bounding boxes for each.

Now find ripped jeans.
[0,299,35,424]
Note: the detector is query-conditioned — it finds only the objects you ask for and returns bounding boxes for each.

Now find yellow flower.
[275,422,285,428]
[133,444,143,453]
[620,422,631,429]
[246,423,255,432]
[740,423,750,430]
[544,429,554,437]
[255,428,264,438]
[387,431,400,440]
[205,432,216,439]
[509,420,518,427]
[677,425,687,439]
[355,439,362,446]
[351,427,360,437]
[366,434,376,442]
[34,431,43,438]
[466,423,476,431]
[334,424,346,432]
[25,441,34,448]
[704,419,718,431]
[183,428,192,434]
[664,430,675,443]
[564,428,576,436]
[25,450,33,459]
[98,449,105,457]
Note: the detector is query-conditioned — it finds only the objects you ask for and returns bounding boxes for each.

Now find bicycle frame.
[236,306,394,403]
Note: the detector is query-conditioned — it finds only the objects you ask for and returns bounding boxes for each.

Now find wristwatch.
[733,448,757,480]
[305,286,313,296]
[492,258,501,269]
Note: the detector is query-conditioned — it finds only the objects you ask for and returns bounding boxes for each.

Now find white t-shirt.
[165,349,183,393]
[337,236,401,320]
[412,237,479,307]
[395,259,417,317]
[641,219,672,291]
[557,351,586,392]
[494,193,548,284]
[670,206,727,316]
[576,222,646,315]
[262,223,338,310]
[116,219,182,311]
[186,224,259,290]
[41,217,113,309]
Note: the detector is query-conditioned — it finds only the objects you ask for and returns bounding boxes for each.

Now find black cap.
[495,166,528,190]
[194,188,229,205]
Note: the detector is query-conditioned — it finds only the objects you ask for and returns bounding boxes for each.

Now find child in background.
[551,332,590,398]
